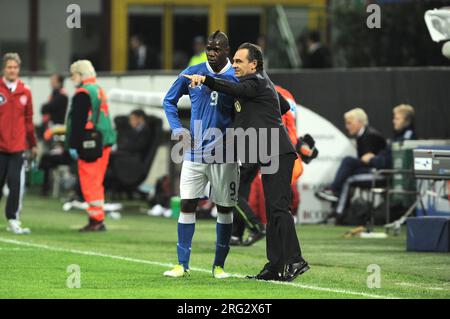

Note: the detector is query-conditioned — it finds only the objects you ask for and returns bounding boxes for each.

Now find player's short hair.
[208,30,229,48]
[70,60,96,80]
[393,104,415,124]
[2,52,21,68]
[130,109,146,119]
[237,42,264,72]
[344,108,369,126]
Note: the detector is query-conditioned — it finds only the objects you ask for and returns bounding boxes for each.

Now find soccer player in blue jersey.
[162,31,239,279]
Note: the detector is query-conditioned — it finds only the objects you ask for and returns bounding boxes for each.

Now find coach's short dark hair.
[237,42,264,72]
[130,109,146,119]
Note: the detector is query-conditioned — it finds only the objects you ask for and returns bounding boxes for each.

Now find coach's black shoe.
[229,236,242,246]
[246,263,282,281]
[243,231,265,246]
[282,260,310,282]
[79,220,107,232]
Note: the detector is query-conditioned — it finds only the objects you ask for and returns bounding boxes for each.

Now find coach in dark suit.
[184,42,309,282]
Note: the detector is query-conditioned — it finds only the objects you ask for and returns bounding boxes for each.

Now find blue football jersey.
[163,60,238,163]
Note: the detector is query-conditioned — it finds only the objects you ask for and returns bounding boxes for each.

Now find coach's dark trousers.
[240,153,302,272]
[0,152,24,220]
[232,165,264,238]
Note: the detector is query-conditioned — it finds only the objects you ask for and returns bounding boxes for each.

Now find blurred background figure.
[38,135,72,197]
[360,104,417,172]
[188,36,207,67]
[118,109,152,160]
[128,34,158,70]
[316,104,418,225]
[106,109,152,194]
[38,74,74,198]
[392,104,417,142]
[316,108,386,222]
[41,74,68,128]
[302,30,332,68]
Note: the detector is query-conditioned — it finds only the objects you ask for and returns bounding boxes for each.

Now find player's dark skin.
[181,32,233,214]
[205,35,230,73]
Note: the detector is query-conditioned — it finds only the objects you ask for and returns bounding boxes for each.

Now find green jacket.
[66,79,117,149]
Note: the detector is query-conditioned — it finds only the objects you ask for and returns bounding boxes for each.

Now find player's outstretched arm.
[183,74,259,99]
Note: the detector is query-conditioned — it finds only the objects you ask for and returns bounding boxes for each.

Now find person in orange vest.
[65,60,117,232]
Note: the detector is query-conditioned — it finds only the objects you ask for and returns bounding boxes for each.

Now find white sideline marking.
[395,282,449,291]
[0,237,396,299]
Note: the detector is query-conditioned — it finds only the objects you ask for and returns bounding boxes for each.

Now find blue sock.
[177,213,196,270]
[214,213,233,268]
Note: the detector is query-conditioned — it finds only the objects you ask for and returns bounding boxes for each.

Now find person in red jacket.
[0,53,37,234]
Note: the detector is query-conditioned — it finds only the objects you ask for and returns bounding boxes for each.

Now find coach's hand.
[183,74,205,88]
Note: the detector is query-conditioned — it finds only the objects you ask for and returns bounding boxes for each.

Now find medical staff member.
[66,60,117,232]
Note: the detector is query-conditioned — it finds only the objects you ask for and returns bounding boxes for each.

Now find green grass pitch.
[0,194,449,299]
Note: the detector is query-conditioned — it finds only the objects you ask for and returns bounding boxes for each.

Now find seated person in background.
[392,104,417,141]
[316,108,387,221]
[38,141,72,196]
[116,109,151,159]
[363,104,417,170]
[105,109,152,192]
[38,75,69,196]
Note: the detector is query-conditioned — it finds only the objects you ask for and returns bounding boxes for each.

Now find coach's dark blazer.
[203,71,295,164]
